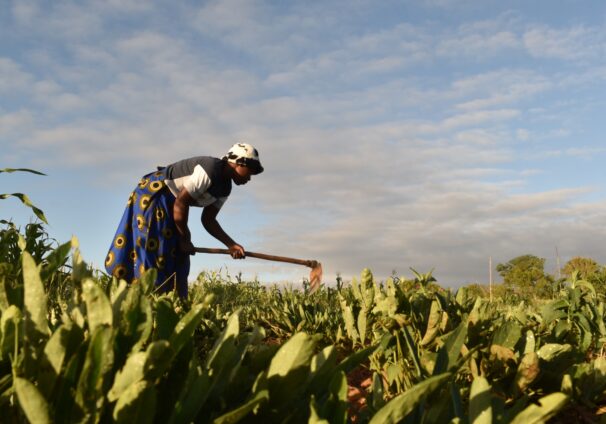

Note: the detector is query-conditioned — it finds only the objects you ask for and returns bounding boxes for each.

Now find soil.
[347,365,373,423]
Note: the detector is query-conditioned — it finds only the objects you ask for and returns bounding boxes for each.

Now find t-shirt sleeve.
[213,196,228,210]
[182,165,212,199]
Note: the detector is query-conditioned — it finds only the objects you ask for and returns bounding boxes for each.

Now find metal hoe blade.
[308,260,323,293]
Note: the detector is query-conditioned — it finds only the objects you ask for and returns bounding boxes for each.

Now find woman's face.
[232,164,253,185]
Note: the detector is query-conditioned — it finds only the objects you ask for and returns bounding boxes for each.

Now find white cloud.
[452,70,552,110]
[546,147,606,158]
[11,1,39,25]
[441,109,520,130]
[0,110,32,135]
[0,58,33,92]
[437,31,519,58]
[3,1,606,286]
[516,129,530,141]
[524,25,606,61]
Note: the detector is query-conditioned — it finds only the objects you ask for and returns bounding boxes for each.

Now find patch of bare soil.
[347,365,373,423]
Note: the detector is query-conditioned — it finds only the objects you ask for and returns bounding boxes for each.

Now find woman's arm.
[174,188,195,254]
[201,204,245,259]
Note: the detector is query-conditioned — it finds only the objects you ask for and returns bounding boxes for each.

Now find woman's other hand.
[229,243,246,259]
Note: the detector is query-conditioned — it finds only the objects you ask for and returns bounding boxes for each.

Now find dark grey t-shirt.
[164,156,232,209]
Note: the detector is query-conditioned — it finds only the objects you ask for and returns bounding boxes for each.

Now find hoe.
[194,247,323,292]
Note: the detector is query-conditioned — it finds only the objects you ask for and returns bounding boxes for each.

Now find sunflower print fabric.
[105,170,190,297]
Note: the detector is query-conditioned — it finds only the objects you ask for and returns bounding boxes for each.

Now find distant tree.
[560,257,606,296]
[496,254,554,299]
[464,283,489,298]
[561,257,599,280]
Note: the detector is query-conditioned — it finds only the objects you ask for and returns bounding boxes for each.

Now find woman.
[104,143,263,297]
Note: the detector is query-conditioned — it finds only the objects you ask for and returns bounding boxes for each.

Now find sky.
[2,0,606,288]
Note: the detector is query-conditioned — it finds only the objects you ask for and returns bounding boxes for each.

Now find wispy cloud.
[545,147,606,158]
[0,58,32,92]
[524,25,606,61]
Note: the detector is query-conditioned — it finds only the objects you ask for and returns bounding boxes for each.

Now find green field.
[2,170,606,423]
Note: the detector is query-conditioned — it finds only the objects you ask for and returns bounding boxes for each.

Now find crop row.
[1,222,606,422]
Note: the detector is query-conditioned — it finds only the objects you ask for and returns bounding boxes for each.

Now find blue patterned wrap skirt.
[105,169,190,297]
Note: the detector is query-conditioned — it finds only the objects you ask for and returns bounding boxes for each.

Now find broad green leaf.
[117,285,153,356]
[70,236,91,283]
[402,326,424,377]
[18,233,27,251]
[113,380,156,424]
[108,352,146,402]
[143,340,173,380]
[523,330,536,354]
[202,314,257,407]
[0,305,22,360]
[330,370,348,401]
[574,281,596,297]
[361,268,375,309]
[450,381,464,421]
[351,277,362,301]
[22,251,49,337]
[133,295,153,353]
[310,345,336,375]
[574,312,593,334]
[308,346,338,392]
[421,299,442,346]
[324,370,348,424]
[510,392,568,424]
[169,300,209,358]
[54,341,88,423]
[76,326,114,420]
[371,372,385,411]
[492,320,522,351]
[267,332,316,379]
[469,376,492,424]
[0,168,46,175]
[541,301,568,325]
[554,320,570,339]
[308,396,331,424]
[40,241,71,281]
[340,297,358,343]
[206,311,240,368]
[212,389,269,424]
[53,342,90,423]
[38,323,84,397]
[0,193,48,223]
[357,308,367,345]
[266,332,317,408]
[513,352,540,393]
[111,279,129,322]
[83,279,113,332]
[14,376,51,424]
[434,322,467,375]
[0,274,10,311]
[537,343,572,362]
[490,344,515,362]
[153,298,179,340]
[335,343,378,375]
[561,374,573,395]
[168,355,211,424]
[369,372,452,424]
[139,268,157,295]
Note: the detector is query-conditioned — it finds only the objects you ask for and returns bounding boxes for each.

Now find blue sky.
[2,0,606,287]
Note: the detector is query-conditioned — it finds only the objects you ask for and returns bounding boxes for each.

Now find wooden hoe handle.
[194,247,318,268]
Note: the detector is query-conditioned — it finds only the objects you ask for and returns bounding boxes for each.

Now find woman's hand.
[178,238,195,255]
[229,243,246,259]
